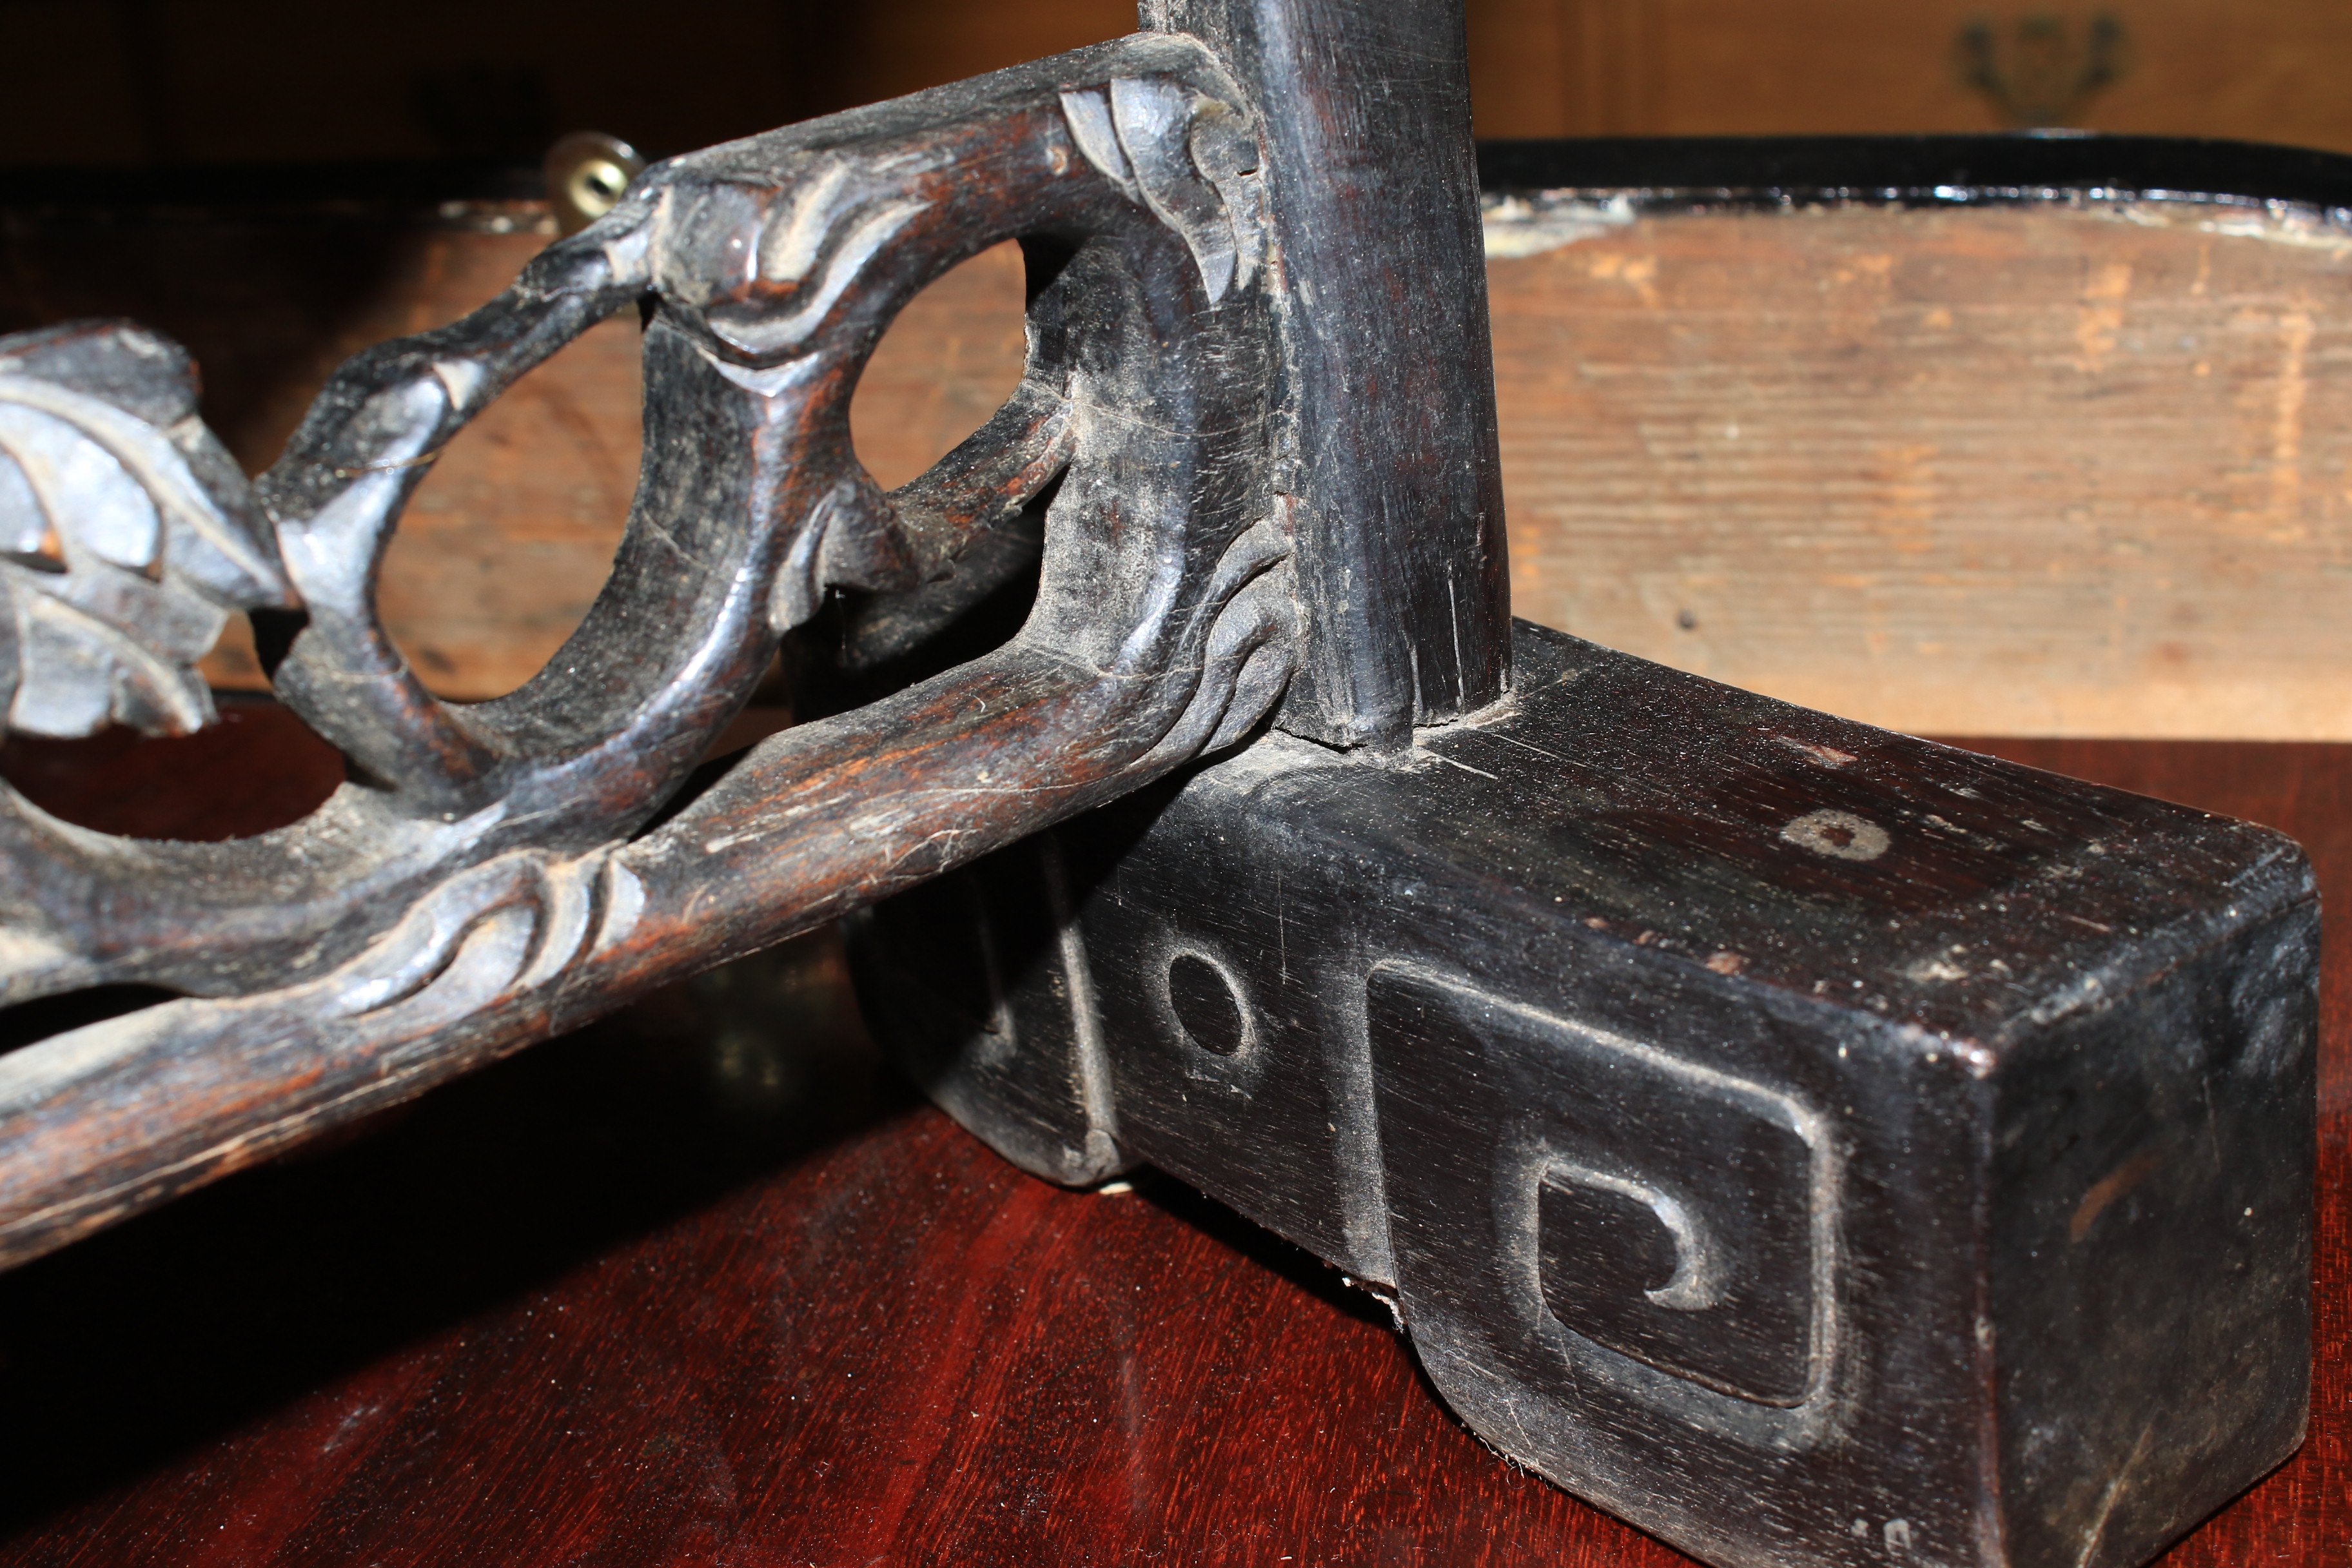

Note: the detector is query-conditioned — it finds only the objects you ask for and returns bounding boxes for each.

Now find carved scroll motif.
[0,34,1297,1268]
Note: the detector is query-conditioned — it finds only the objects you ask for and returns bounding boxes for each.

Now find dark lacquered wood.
[0,718,2333,1566]
[1942,737,2351,1568]
[0,32,1311,1275]
[1148,0,1511,749]
[861,623,2317,1565]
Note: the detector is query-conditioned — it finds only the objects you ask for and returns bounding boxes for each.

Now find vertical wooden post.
[1143,0,1511,748]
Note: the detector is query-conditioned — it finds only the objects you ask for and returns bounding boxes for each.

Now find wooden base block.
[861,620,2318,1567]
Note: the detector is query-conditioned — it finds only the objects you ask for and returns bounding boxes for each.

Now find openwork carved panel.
[0,34,1295,1265]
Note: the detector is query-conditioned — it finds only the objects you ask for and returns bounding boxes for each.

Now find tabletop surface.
[0,711,2340,1567]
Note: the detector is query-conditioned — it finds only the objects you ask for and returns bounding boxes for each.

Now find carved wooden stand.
[0,4,2314,1566]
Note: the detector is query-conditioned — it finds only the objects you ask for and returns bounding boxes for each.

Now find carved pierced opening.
[850,240,1028,491]
[0,695,341,839]
[0,697,342,1051]
[377,313,646,703]
[331,237,1026,712]
[0,985,177,1057]
[779,238,1046,724]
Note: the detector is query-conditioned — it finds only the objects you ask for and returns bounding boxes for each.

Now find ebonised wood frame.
[847,77,2326,1568]
[0,29,1308,1261]
[0,5,2318,1567]
[861,622,2315,1568]
[0,2,1507,1270]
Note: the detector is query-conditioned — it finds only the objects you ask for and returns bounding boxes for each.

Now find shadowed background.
[10,0,2352,164]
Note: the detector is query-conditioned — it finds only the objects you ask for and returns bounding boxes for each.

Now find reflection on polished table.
[0,705,2340,1567]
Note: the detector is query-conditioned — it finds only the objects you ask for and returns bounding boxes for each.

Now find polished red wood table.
[0,715,2340,1565]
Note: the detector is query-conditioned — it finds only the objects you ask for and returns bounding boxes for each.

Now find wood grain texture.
[384,235,1027,698]
[66,190,2352,737]
[15,0,2352,172]
[1150,0,1513,747]
[0,716,2337,1565]
[1489,200,2352,739]
[1464,0,2352,152]
[222,231,1023,700]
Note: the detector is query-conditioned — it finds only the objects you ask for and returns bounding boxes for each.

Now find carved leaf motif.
[1061,75,1264,304]
[0,322,290,738]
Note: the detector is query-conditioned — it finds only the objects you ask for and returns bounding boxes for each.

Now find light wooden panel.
[852,243,1030,491]
[193,200,2352,738]
[1489,199,2352,738]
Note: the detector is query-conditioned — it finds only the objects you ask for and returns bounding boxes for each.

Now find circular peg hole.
[1166,950,1248,1057]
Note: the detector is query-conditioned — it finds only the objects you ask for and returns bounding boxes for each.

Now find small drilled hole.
[1166,952,1246,1057]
